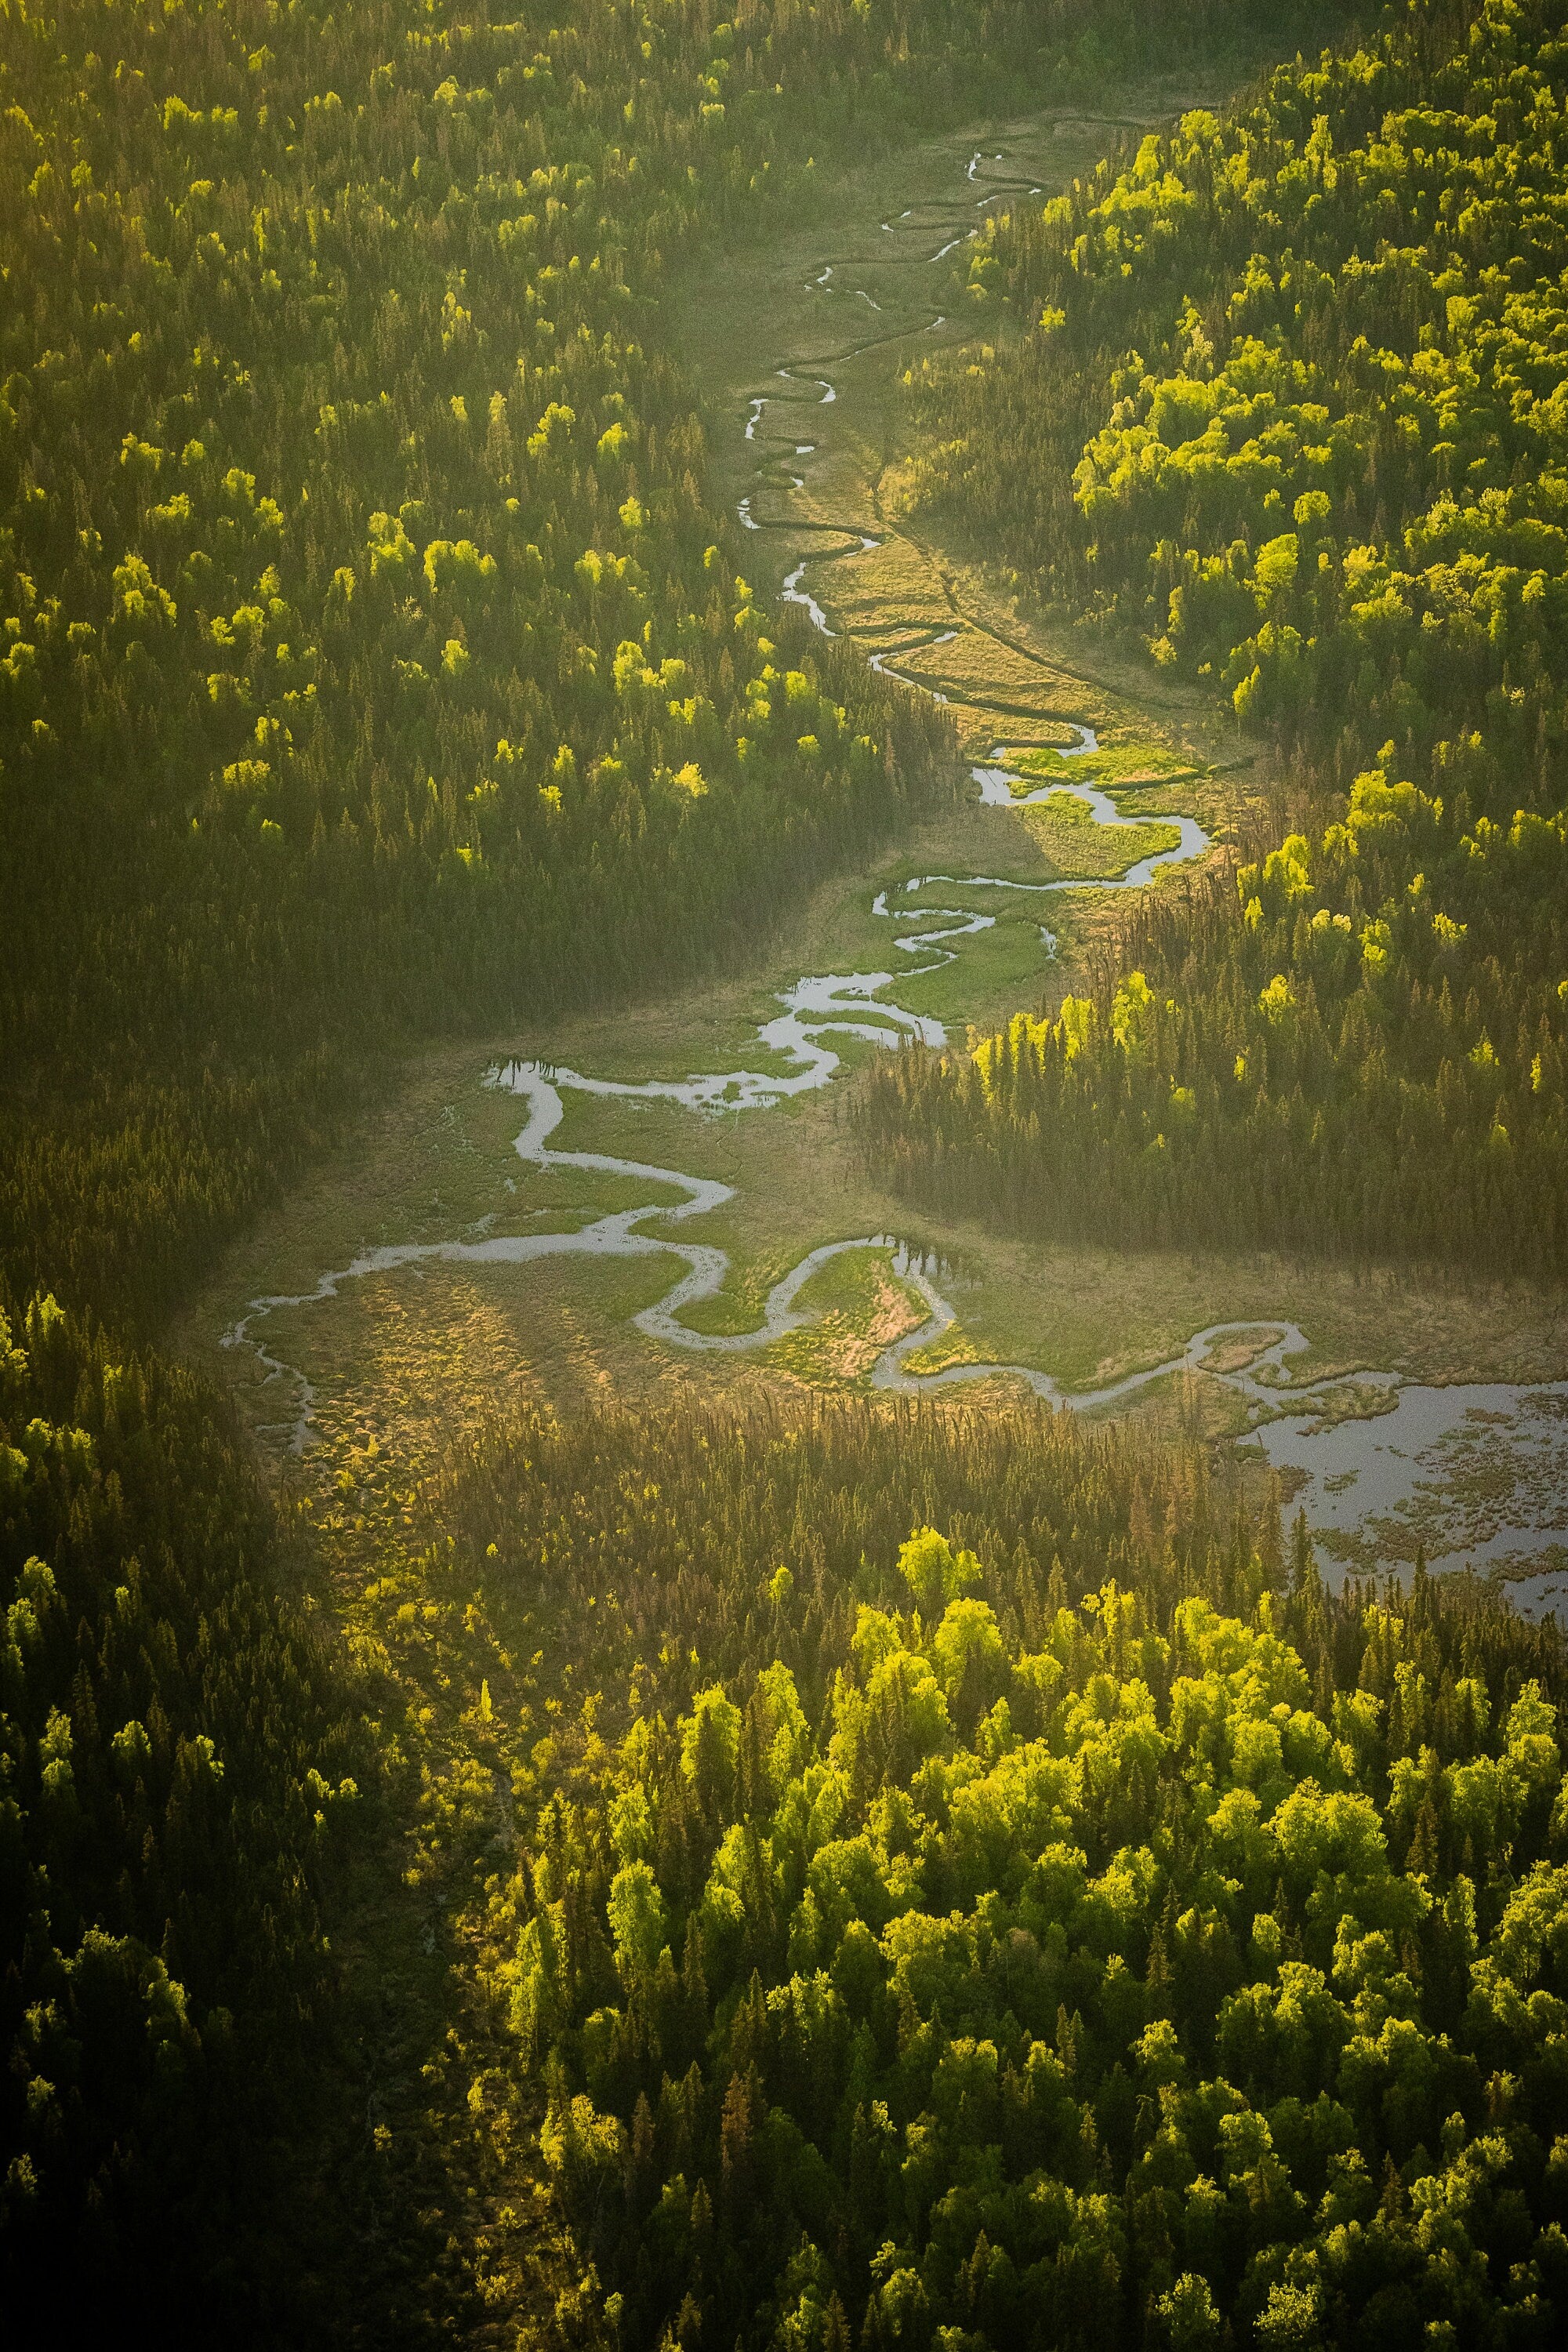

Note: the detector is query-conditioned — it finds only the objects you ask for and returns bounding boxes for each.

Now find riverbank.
[181,99,1568,1608]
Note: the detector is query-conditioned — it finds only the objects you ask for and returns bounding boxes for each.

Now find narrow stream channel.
[225,125,1568,1618]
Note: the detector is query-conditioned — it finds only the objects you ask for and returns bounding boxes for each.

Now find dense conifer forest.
[0,1293,367,2328]
[383,1400,1568,2347]
[872,0,1568,1272]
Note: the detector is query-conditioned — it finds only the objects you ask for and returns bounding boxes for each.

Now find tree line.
[363,1392,1568,2346]
[883,0,1568,1275]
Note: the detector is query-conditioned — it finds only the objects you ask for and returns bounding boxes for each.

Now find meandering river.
[226,126,1568,1617]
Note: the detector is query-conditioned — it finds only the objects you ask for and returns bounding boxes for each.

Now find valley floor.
[180,99,1568,1599]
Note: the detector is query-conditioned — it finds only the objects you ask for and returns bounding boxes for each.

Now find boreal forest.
[869,0,1568,1272]
[3,0,1567,2343]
